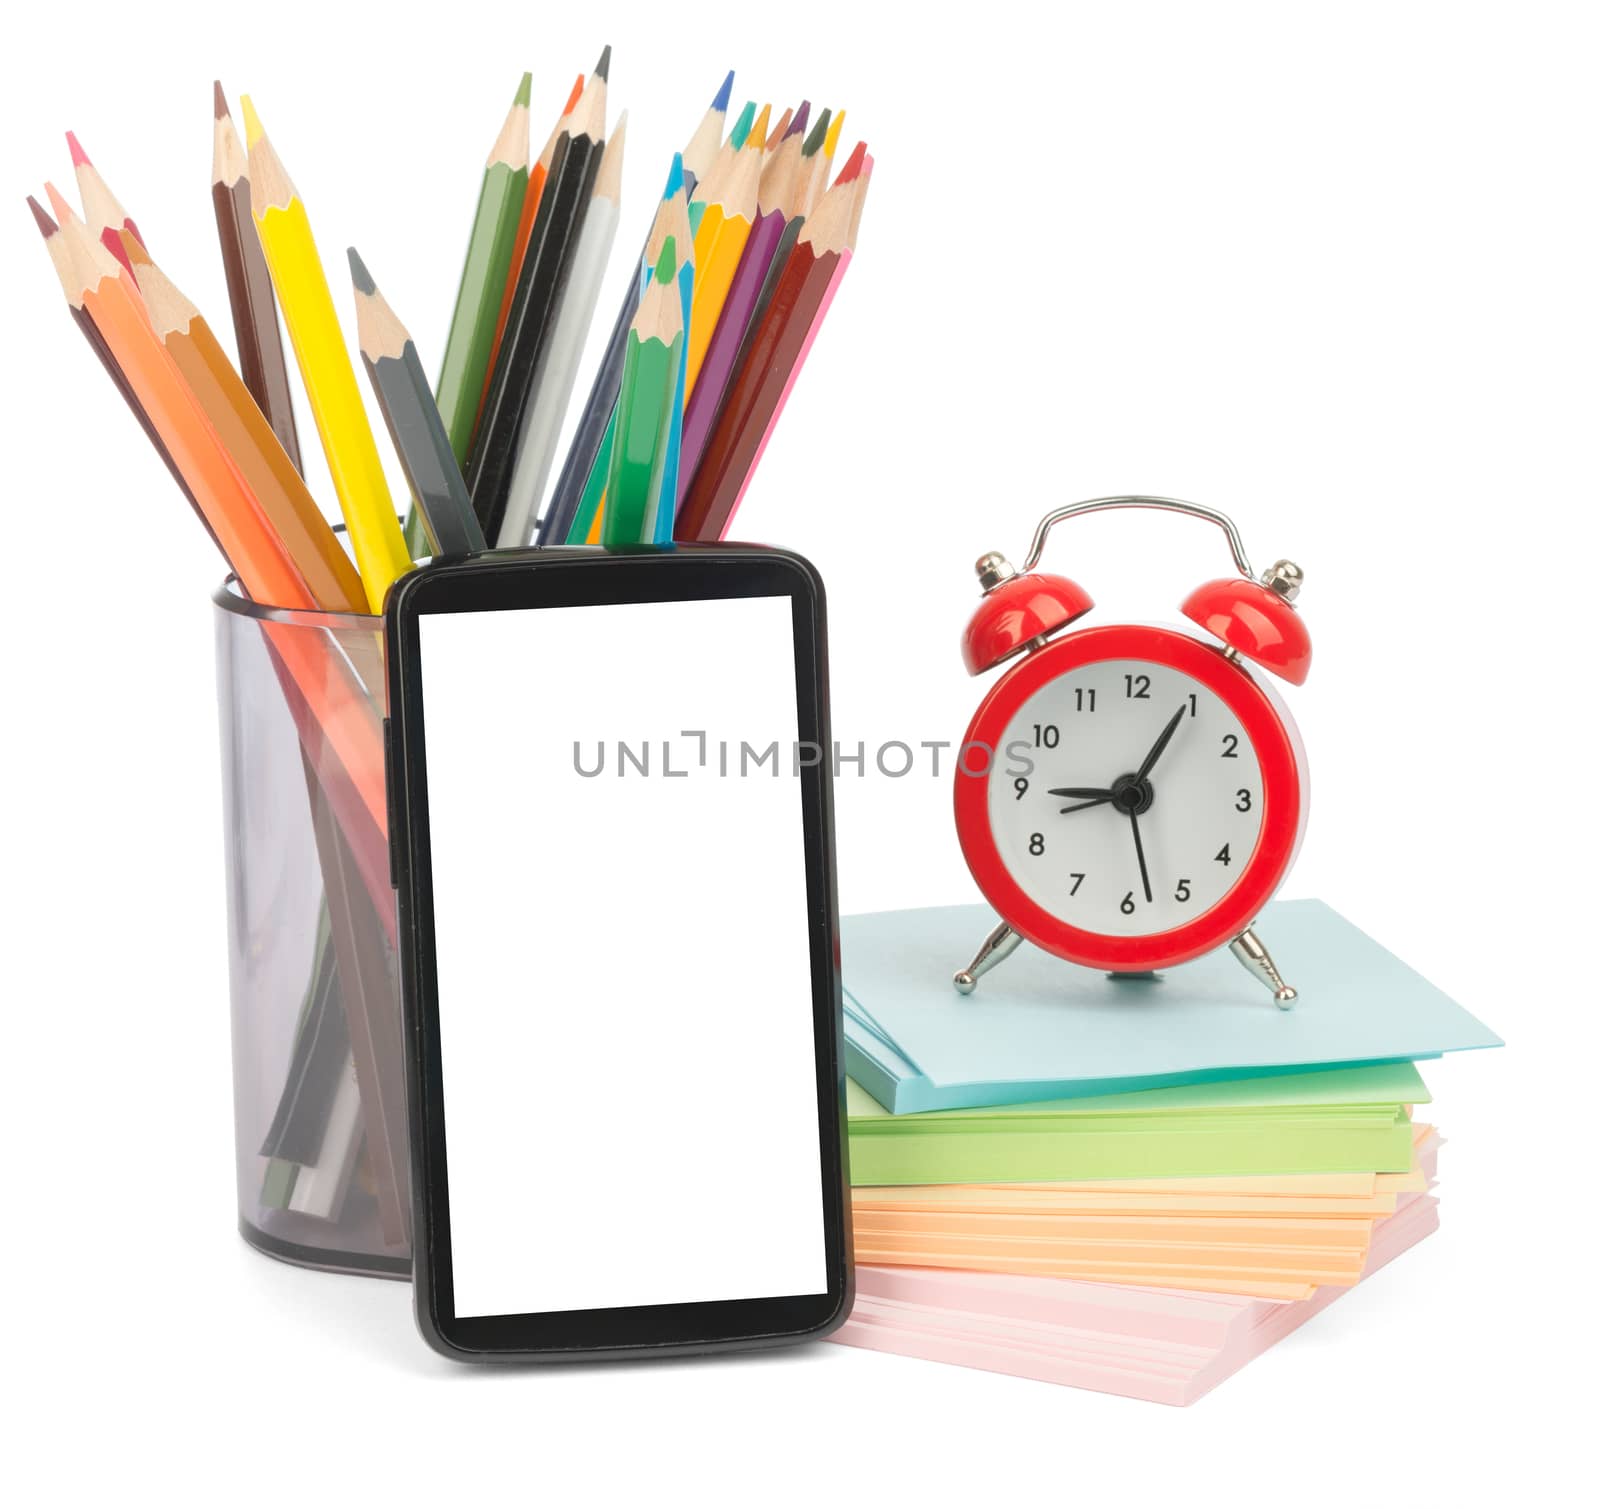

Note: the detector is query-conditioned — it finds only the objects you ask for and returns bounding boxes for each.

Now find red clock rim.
[953,624,1303,970]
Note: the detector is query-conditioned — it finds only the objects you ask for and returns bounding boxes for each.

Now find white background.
[2,1,1593,1503]
[421,597,825,1317]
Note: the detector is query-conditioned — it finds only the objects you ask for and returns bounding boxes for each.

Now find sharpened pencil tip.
[655,237,677,284]
[514,71,532,107]
[729,101,757,150]
[594,44,612,82]
[662,152,684,200]
[802,108,831,157]
[835,140,868,184]
[239,95,265,147]
[26,194,57,237]
[824,109,846,159]
[788,101,811,140]
[66,131,91,168]
[347,246,376,296]
[747,104,771,151]
[712,70,735,113]
[213,80,231,120]
[43,181,75,227]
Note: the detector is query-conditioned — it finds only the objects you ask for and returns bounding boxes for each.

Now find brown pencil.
[212,81,303,471]
[675,172,860,541]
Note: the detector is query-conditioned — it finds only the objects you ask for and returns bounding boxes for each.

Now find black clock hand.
[1058,797,1112,815]
[1130,811,1153,903]
[1048,786,1117,816]
[1136,705,1188,783]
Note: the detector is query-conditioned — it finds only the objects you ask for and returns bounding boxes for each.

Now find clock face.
[986,658,1265,936]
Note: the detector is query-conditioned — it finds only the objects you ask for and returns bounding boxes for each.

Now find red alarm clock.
[952,497,1310,1006]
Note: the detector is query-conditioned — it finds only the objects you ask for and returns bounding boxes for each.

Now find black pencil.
[350,248,487,556]
[466,68,607,542]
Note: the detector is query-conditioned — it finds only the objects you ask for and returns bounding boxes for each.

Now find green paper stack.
[845,1062,1424,1187]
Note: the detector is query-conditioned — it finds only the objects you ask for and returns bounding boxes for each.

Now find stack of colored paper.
[827,901,1499,1404]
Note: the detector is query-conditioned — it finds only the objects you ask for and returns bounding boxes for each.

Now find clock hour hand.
[1136,705,1188,783]
[1048,786,1116,816]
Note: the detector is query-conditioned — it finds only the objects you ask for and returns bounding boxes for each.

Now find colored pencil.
[675,166,864,541]
[796,107,840,218]
[767,108,793,151]
[691,100,757,238]
[427,72,532,471]
[680,70,735,195]
[67,131,141,276]
[350,249,487,557]
[645,176,696,543]
[478,71,585,421]
[211,82,302,473]
[242,98,411,612]
[728,100,759,152]
[685,110,765,395]
[140,257,367,613]
[498,110,626,546]
[678,118,804,495]
[553,155,691,546]
[30,192,218,550]
[467,69,607,543]
[601,240,684,546]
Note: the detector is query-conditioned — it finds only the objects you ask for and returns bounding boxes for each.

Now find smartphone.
[384,546,851,1360]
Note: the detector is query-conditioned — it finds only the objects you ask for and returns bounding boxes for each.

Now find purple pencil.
[678,123,807,498]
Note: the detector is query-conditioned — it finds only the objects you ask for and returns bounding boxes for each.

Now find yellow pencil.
[241,97,410,612]
[824,108,846,161]
[685,106,766,396]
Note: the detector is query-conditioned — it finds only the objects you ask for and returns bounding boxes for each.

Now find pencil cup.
[214,582,411,1278]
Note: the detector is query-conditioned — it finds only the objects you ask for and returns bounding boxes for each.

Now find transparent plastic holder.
[214,580,410,1278]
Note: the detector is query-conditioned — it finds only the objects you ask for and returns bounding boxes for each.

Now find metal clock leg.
[1229,927,1297,1008]
[953,921,1022,994]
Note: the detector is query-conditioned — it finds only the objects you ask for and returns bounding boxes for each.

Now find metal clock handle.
[1023,495,1256,577]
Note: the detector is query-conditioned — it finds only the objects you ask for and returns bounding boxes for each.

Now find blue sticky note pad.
[842,899,1502,1113]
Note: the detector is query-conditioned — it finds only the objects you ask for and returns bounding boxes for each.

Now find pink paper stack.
[830,1136,1442,1406]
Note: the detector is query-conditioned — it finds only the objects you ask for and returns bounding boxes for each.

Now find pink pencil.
[721,152,873,537]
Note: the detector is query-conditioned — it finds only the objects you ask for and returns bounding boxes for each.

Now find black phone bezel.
[384,546,852,1362]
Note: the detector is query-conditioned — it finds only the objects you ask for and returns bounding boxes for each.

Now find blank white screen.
[418,595,827,1318]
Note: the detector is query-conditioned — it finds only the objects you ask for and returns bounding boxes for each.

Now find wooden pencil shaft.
[536,258,637,544]
[67,302,224,555]
[676,245,836,540]
[602,331,680,545]
[306,776,410,1246]
[164,312,367,613]
[466,129,603,543]
[212,176,303,472]
[433,154,527,465]
[367,345,487,555]
[678,205,789,495]
[499,193,620,546]
[250,176,409,610]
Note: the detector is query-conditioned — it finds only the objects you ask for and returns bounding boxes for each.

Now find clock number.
[1221,734,1239,758]
[1073,687,1097,712]
[1235,788,1253,812]
[1014,777,1029,800]
[1215,844,1232,866]
[1069,872,1085,895]
[1175,878,1192,903]
[1124,674,1151,700]
[1029,832,1045,856]
[1120,891,1137,915]
[1032,723,1060,749]
[1187,694,1198,717]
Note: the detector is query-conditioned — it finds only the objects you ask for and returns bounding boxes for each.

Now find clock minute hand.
[1130,811,1154,903]
[1136,705,1188,783]
[1047,787,1115,800]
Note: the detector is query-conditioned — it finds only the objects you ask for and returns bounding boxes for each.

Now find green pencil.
[404,71,530,554]
[601,240,684,546]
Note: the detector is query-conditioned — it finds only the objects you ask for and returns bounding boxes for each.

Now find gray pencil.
[349,247,487,557]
